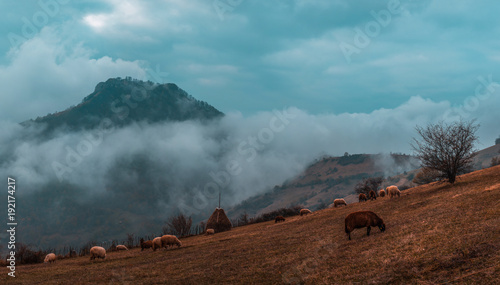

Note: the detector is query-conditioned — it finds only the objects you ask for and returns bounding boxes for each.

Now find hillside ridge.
[22,77,223,135]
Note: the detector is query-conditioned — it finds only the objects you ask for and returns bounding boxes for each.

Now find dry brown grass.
[3,166,500,284]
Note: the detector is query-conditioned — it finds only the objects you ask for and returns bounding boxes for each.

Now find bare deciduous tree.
[354,177,383,195]
[411,120,479,184]
[126,233,134,248]
[163,214,192,237]
[238,212,249,226]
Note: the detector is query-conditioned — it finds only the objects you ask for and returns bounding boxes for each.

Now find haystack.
[206,208,232,233]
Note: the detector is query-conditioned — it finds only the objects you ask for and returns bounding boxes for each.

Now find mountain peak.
[28,77,223,134]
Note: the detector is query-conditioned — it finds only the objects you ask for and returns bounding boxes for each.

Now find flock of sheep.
[43,185,402,264]
[43,234,184,264]
[272,185,400,241]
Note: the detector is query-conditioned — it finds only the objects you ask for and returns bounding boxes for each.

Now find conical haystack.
[206,208,232,233]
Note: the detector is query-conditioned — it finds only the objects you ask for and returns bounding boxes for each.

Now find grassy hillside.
[3,166,499,284]
[229,153,419,218]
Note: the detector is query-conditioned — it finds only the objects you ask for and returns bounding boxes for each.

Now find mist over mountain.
[22,77,223,136]
[1,77,498,252]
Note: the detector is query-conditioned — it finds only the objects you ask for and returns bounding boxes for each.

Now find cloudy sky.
[1,0,499,147]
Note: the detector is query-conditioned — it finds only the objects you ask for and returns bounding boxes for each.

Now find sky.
[1,0,499,146]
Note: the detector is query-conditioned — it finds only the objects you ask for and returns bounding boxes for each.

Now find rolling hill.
[228,153,420,219]
[3,165,499,284]
[228,144,500,220]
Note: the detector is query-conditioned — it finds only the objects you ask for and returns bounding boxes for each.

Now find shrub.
[15,243,48,265]
[491,157,500,167]
[354,176,383,195]
[413,168,441,185]
[163,213,193,237]
[245,205,303,225]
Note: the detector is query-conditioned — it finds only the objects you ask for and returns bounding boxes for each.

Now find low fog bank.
[0,94,499,250]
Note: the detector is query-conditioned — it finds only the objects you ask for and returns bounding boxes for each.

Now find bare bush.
[163,214,192,237]
[126,233,135,248]
[238,212,250,226]
[15,243,48,264]
[354,177,383,195]
[412,120,479,184]
[413,167,442,185]
[491,157,500,167]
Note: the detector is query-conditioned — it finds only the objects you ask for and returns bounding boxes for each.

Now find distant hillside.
[228,153,420,218]
[229,145,500,219]
[22,77,223,135]
[473,143,500,169]
[5,166,499,284]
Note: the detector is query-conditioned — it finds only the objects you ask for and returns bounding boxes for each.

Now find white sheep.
[44,253,56,263]
[333,199,347,208]
[206,229,215,235]
[152,237,162,251]
[116,245,128,251]
[386,185,401,198]
[90,246,106,260]
[300,209,312,216]
[161,235,182,249]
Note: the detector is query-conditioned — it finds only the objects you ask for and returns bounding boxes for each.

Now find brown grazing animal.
[368,190,377,200]
[358,193,367,202]
[116,245,128,251]
[345,211,386,240]
[379,189,386,197]
[140,238,153,251]
[89,246,106,260]
[300,209,312,216]
[44,253,56,263]
[152,237,162,251]
[275,216,285,223]
[333,199,347,207]
[161,235,182,249]
[386,185,401,198]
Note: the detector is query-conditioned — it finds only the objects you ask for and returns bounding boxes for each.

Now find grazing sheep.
[379,189,386,197]
[89,246,106,260]
[386,185,401,198]
[300,209,312,216]
[161,235,182,249]
[345,211,386,240]
[333,199,347,208]
[44,253,56,263]
[206,229,215,235]
[140,238,153,251]
[152,237,162,251]
[368,190,377,200]
[275,216,285,223]
[116,245,128,251]
[358,193,367,202]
